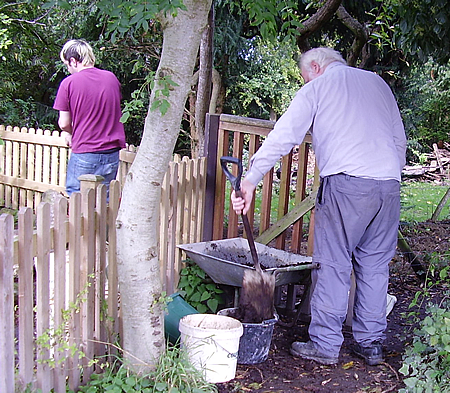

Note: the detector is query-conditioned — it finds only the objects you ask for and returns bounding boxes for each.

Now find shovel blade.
[238,270,276,323]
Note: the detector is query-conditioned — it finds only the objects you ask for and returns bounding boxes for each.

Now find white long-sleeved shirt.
[245,62,407,185]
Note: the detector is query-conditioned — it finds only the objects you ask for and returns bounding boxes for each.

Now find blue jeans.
[66,151,120,197]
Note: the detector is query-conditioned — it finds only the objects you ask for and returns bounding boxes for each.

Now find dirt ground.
[215,220,450,393]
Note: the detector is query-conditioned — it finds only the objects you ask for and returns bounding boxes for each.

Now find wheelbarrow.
[178,238,319,325]
[177,237,319,288]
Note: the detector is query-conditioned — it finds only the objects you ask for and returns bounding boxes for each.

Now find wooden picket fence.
[0,183,121,393]
[0,125,207,392]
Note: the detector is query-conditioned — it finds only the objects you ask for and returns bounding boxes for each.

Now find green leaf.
[200,291,210,301]
[207,298,219,313]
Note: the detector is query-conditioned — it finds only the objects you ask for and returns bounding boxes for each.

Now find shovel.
[220,156,275,323]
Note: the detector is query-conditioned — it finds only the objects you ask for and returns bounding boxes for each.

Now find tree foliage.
[398,60,450,155]
[394,0,450,63]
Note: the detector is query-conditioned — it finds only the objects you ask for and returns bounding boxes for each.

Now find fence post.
[79,175,104,197]
[0,213,14,393]
[202,114,219,241]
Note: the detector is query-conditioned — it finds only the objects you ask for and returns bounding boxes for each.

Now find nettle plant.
[177,259,224,313]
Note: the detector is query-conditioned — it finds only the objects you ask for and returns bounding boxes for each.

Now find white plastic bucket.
[179,314,243,383]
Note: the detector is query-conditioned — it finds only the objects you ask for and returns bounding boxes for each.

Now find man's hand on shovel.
[231,178,256,215]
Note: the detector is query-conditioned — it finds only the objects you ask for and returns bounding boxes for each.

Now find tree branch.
[336,5,369,67]
[296,0,343,53]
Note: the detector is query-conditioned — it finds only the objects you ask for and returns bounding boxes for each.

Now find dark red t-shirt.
[54,67,126,153]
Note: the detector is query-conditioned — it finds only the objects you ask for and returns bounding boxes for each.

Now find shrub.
[399,299,450,392]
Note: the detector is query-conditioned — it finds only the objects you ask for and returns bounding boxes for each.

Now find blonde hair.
[300,47,346,72]
[60,39,95,66]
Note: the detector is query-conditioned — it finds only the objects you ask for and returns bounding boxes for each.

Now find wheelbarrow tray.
[177,238,317,287]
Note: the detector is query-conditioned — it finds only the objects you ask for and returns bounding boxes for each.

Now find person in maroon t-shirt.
[53,39,126,197]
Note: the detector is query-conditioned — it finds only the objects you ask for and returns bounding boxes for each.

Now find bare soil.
[215,220,450,393]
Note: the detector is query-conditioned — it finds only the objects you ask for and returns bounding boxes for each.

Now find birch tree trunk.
[115,0,213,374]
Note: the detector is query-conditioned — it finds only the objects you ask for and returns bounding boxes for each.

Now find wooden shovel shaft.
[241,213,262,273]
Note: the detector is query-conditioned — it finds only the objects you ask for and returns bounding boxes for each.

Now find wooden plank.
[0,173,66,193]
[291,143,309,253]
[26,128,36,208]
[82,188,96,384]
[0,213,15,393]
[160,167,170,292]
[166,162,178,294]
[202,114,219,241]
[307,165,320,256]
[182,158,193,245]
[68,192,82,391]
[36,202,53,392]
[256,189,317,245]
[19,127,28,207]
[194,158,206,242]
[175,159,186,285]
[18,207,35,389]
[213,128,229,239]
[4,129,12,207]
[190,159,200,242]
[259,169,274,233]
[43,130,51,187]
[226,131,244,239]
[219,115,312,143]
[119,147,137,164]
[59,146,68,192]
[247,135,260,229]
[107,181,120,356]
[53,196,68,393]
[35,129,44,206]
[95,185,108,362]
[0,127,66,146]
[12,128,20,209]
[51,131,60,186]
[275,152,293,249]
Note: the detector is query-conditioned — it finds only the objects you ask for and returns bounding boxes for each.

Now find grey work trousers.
[309,174,400,357]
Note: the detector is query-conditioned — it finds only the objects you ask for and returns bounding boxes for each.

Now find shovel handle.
[220,156,261,271]
[220,156,243,194]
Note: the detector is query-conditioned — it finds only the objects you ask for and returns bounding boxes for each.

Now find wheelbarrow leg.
[278,277,312,327]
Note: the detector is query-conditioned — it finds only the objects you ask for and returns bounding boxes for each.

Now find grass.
[400,181,450,223]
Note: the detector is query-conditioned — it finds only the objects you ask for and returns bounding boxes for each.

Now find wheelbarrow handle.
[220,156,243,194]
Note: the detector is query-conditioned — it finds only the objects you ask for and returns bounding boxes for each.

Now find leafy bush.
[177,260,224,313]
[399,259,450,393]
[399,299,450,392]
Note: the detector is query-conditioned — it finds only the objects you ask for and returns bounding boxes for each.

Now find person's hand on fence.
[62,131,72,147]
[231,178,255,215]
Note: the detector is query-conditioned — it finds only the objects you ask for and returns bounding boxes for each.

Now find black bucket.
[218,307,277,364]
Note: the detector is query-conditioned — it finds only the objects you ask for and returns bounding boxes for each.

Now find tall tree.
[102,0,213,373]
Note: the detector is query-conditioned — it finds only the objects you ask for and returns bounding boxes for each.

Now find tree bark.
[193,5,214,158]
[115,0,213,374]
[336,5,369,67]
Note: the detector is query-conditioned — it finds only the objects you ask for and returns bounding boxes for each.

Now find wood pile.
[402,142,450,182]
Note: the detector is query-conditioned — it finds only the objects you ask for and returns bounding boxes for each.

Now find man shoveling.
[230,47,406,366]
